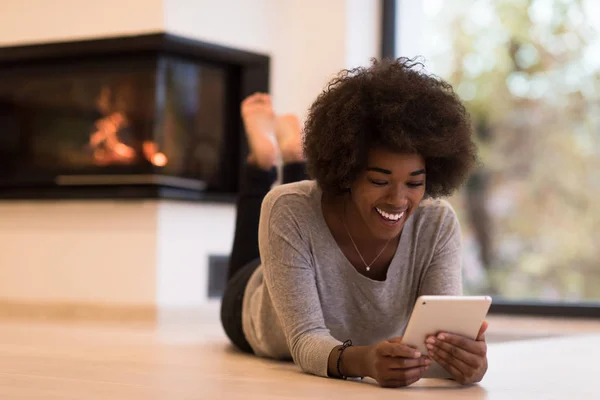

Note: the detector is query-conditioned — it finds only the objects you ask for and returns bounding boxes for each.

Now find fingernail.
[414,351,421,358]
[426,337,435,344]
[426,343,434,350]
[425,358,431,365]
[437,334,446,340]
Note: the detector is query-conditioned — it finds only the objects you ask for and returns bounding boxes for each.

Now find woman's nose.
[386,185,408,207]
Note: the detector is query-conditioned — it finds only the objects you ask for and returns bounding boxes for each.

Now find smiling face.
[346,148,427,241]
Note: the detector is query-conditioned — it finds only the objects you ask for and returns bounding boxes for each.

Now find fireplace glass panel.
[0,55,228,191]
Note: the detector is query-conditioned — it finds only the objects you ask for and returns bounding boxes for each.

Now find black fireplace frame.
[0,33,270,202]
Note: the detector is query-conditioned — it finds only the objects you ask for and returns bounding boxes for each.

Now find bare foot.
[275,114,304,163]
[241,93,277,170]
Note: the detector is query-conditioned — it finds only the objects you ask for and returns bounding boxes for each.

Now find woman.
[220,58,488,388]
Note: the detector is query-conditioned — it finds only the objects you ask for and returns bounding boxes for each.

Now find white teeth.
[376,208,405,221]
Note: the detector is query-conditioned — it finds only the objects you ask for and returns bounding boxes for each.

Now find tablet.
[401,295,492,379]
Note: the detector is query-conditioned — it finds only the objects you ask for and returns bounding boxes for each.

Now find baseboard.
[0,299,156,323]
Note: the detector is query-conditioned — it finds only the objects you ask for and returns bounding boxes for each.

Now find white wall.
[156,202,236,308]
[267,0,347,121]
[0,201,158,306]
[164,0,277,55]
[0,0,163,46]
[345,0,382,70]
[0,0,381,311]
[164,0,380,123]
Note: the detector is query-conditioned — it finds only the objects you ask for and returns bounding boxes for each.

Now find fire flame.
[90,86,168,167]
[89,111,135,165]
[143,140,168,167]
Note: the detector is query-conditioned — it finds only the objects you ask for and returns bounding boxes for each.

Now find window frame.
[380,0,600,318]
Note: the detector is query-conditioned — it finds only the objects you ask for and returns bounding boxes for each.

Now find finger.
[405,366,428,386]
[388,365,425,384]
[388,337,422,353]
[378,341,421,358]
[386,356,430,370]
[387,337,406,344]
[430,343,472,371]
[382,373,422,388]
[429,351,466,382]
[432,333,486,357]
[477,321,488,341]
[381,379,413,389]
[426,338,479,368]
[429,342,475,381]
[404,374,422,387]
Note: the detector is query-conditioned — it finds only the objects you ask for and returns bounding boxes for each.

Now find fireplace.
[0,33,269,201]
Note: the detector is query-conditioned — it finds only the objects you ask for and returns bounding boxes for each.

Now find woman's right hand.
[364,337,431,388]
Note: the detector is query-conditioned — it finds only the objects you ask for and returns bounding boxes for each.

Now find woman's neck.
[322,192,388,248]
[321,191,400,280]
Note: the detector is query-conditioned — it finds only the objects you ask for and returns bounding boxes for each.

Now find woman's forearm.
[327,344,371,379]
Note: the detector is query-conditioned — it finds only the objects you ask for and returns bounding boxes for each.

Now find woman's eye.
[407,182,425,188]
[370,180,387,186]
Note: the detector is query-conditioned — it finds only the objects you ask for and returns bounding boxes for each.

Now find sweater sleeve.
[418,202,464,296]
[258,192,342,378]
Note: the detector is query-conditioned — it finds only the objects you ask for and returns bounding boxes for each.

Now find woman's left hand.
[425,321,488,385]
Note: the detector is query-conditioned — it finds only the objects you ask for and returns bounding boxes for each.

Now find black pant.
[220,162,308,353]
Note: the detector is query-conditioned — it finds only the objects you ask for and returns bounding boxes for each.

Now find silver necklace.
[342,202,392,272]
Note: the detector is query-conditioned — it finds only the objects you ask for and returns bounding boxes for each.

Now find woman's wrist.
[342,345,371,378]
[327,344,372,379]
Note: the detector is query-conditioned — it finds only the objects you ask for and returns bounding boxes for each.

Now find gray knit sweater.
[242,180,462,377]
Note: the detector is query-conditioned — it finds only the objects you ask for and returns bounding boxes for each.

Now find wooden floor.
[0,303,599,399]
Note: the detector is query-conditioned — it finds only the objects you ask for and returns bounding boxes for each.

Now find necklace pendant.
[366,266,370,271]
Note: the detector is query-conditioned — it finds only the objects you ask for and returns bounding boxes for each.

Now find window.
[393,0,600,313]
